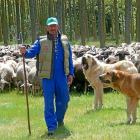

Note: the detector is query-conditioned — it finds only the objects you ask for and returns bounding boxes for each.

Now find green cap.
[46,17,58,26]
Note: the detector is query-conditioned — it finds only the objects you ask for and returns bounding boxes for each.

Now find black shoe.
[47,130,55,136]
[58,122,64,127]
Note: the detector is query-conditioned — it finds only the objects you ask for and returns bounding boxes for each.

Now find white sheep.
[28,66,42,96]
[16,63,32,94]
[0,63,15,91]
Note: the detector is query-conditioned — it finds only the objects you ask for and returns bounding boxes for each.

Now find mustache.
[50,30,56,32]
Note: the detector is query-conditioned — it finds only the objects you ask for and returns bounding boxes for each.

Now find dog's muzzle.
[81,57,88,70]
[99,75,110,84]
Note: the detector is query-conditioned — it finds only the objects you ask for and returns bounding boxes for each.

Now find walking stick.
[18,32,31,134]
[22,54,31,134]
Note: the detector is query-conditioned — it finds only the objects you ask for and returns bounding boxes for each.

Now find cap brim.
[47,22,58,25]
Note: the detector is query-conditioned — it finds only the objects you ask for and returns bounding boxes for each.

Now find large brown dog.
[99,70,140,123]
[81,54,138,110]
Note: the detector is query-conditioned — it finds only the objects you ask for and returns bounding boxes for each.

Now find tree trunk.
[73,0,78,40]
[15,0,21,44]
[57,0,62,32]
[114,0,119,45]
[7,0,13,41]
[42,0,47,35]
[20,0,25,42]
[62,0,66,34]
[0,0,2,42]
[1,0,8,45]
[48,0,53,17]
[125,0,131,44]
[136,0,140,42]
[29,0,37,44]
[97,0,105,48]
[80,0,86,45]
[92,0,97,41]
[68,0,72,41]
[131,6,134,41]
[102,0,106,44]
[84,0,89,41]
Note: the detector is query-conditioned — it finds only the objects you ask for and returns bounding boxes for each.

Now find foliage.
[0,0,139,46]
[70,36,123,48]
[1,90,140,140]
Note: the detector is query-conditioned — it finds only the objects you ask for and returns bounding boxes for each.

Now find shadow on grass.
[85,108,99,114]
[85,107,126,115]
[38,125,71,139]
[107,121,140,127]
[0,90,11,94]
[26,133,32,139]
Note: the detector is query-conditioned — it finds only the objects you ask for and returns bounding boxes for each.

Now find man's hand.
[20,46,26,55]
[68,75,73,86]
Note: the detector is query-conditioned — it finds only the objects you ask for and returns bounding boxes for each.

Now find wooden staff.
[18,32,31,134]
[22,54,31,134]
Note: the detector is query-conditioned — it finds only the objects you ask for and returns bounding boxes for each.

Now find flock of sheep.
[0,42,140,95]
[0,44,42,95]
[71,42,140,93]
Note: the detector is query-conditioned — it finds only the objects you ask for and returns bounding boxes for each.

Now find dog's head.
[81,54,97,70]
[99,70,119,84]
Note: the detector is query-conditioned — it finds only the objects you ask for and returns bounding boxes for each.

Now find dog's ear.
[111,71,118,82]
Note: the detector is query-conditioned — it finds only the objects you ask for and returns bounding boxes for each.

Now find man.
[20,17,74,136]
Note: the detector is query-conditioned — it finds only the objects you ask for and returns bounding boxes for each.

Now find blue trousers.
[42,75,70,131]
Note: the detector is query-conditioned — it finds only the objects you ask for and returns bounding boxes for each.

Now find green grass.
[1,90,140,140]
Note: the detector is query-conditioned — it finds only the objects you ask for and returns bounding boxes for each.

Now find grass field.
[1,90,140,140]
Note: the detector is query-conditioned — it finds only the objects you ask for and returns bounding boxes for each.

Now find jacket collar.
[47,31,61,40]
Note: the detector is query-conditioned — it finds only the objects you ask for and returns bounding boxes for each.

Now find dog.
[99,70,140,123]
[81,54,138,110]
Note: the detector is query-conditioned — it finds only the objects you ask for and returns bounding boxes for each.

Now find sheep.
[28,67,42,96]
[6,60,17,73]
[27,60,36,69]
[119,43,128,48]
[115,50,130,61]
[0,63,15,91]
[130,53,140,73]
[5,60,17,88]
[105,55,119,64]
[16,63,32,94]
[70,60,90,94]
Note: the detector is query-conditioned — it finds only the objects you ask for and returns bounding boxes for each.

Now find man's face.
[46,24,59,35]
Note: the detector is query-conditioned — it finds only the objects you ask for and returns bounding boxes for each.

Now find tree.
[57,0,62,32]
[0,0,139,45]
[20,0,26,42]
[29,0,37,44]
[0,0,2,42]
[91,0,97,41]
[7,0,14,41]
[1,0,8,45]
[62,0,66,34]
[80,0,86,45]
[102,0,106,44]
[48,0,53,17]
[114,0,119,45]
[68,0,72,41]
[73,0,78,40]
[15,0,21,44]
[97,0,105,48]
[136,0,140,42]
[125,0,131,44]
[84,0,89,41]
